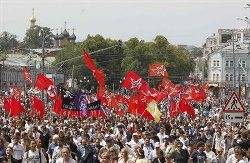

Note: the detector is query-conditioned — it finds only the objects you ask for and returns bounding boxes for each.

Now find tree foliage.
[23,26,53,49]
[0,31,18,53]
[54,35,194,89]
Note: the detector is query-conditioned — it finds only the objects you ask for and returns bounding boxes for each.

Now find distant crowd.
[0,94,249,163]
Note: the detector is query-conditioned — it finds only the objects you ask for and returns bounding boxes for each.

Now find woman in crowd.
[3,147,14,163]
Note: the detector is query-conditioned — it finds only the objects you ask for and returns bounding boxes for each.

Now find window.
[216,74,219,81]
[230,61,234,67]
[213,61,216,67]
[230,74,233,81]
[241,74,246,82]
[225,74,229,81]
[241,60,246,68]
[216,61,219,67]
[225,61,229,67]
[213,74,216,81]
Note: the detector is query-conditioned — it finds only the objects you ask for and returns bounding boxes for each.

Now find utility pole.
[71,65,75,90]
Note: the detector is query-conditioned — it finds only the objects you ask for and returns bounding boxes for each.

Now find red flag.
[4,97,24,117]
[83,51,97,71]
[122,71,150,94]
[53,95,63,115]
[190,85,206,102]
[97,87,107,104]
[22,66,32,83]
[149,63,168,77]
[128,94,154,121]
[47,85,57,100]
[3,98,11,113]
[178,98,196,119]
[30,96,45,119]
[35,74,54,91]
[169,99,179,118]
[159,78,174,91]
[93,69,106,88]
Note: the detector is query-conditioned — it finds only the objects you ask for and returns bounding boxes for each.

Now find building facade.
[0,53,64,93]
[207,39,250,97]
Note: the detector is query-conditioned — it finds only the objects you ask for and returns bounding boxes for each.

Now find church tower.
[30,8,36,28]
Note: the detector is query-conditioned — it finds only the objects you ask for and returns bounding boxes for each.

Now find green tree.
[122,35,194,83]
[54,35,194,90]
[23,26,53,48]
[54,35,123,90]
[0,31,18,53]
[190,47,203,58]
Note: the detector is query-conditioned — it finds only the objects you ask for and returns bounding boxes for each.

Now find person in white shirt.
[157,127,166,144]
[226,146,247,163]
[127,133,142,152]
[8,138,25,162]
[56,147,76,163]
[204,143,216,162]
[142,138,154,161]
[213,130,224,152]
[22,140,47,163]
[151,142,160,159]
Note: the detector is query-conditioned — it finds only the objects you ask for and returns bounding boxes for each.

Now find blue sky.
[0,0,248,46]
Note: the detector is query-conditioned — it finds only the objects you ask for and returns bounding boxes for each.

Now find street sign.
[223,92,245,112]
[223,92,245,123]
[224,112,244,123]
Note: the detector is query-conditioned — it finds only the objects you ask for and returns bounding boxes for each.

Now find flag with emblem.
[121,71,150,94]
[146,100,162,123]
[148,63,168,77]
[35,74,54,91]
